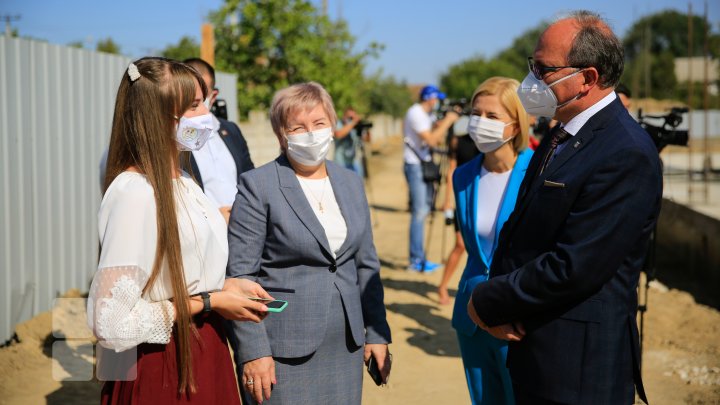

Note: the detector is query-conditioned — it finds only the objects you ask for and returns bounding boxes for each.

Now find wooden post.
[201,23,215,67]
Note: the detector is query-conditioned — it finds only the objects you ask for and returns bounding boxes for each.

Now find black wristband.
[200,292,211,313]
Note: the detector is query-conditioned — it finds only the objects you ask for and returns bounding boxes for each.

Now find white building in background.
[675,57,719,95]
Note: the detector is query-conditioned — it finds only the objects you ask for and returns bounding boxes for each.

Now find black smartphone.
[366,356,383,386]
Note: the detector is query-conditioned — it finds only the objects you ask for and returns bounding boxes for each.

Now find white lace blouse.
[87,172,228,352]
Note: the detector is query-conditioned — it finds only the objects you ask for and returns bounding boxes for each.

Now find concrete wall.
[239,111,403,166]
[655,198,720,291]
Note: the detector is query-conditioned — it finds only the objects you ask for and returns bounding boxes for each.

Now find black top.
[450,134,480,167]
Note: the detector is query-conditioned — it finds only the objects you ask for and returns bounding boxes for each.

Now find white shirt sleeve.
[88,265,175,352]
[87,174,175,352]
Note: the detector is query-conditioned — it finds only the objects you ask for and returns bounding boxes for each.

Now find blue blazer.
[451,148,533,336]
[471,98,662,404]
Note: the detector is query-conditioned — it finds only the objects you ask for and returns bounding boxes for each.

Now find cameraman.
[334,107,366,177]
[403,85,460,272]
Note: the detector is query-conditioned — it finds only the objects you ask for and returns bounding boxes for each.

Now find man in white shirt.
[183,58,255,222]
[403,85,459,271]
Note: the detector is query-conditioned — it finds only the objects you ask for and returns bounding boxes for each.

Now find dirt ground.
[1,139,718,404]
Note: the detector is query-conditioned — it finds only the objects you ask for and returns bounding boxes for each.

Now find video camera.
[355,119,373,134]
[638,107,689,152]
[440,98,472,117]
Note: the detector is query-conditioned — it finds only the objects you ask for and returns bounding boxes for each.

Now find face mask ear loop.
[547,68,585,89]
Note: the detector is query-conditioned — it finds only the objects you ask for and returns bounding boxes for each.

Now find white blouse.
[476,166,512,260]
[87,172,228,352]
[296,176,348,258]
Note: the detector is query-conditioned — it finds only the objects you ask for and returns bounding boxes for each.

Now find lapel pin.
[573,140,581,148]
[221,129,228,136]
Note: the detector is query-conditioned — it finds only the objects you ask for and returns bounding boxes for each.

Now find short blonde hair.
[269,82,337,138]
[470,77,529,152]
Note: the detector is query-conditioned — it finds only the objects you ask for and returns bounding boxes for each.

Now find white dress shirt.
[556,92,617,155]
[191,116,238,208]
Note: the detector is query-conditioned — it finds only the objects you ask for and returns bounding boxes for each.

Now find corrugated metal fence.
[0,36,238,343]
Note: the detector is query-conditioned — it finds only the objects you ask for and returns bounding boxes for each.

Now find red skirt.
[100,312,241,405]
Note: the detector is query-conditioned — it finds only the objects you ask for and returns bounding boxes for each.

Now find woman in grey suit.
[226,82,392,404]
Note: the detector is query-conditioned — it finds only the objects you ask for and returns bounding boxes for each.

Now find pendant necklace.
[299,176,328,213]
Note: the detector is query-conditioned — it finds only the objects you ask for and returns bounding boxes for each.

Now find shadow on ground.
[382,278,457,303]
[42,333,100,404]
[385,303,460,358]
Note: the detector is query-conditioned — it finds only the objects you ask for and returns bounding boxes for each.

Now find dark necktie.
[539,126,571,175]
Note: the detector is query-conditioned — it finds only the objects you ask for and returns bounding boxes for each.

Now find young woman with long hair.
[89,57,271,403]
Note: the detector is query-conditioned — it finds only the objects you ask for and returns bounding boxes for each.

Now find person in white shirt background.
[402,85,459,272]
[183,58,255,223]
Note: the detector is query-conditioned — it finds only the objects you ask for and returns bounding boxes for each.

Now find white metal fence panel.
[0,36,238,343]
[0,36,130,344]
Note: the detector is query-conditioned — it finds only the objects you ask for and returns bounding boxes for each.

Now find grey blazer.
[226,155,391,363]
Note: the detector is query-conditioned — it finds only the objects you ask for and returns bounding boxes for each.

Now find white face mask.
[285,126,333,166]
[467,115,514,153]
[203,97,212,110]
[176,113,215,151]
[517,70,584,118]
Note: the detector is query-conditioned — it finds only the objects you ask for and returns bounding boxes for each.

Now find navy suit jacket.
[471,98,662,404]
[189,118,254,188]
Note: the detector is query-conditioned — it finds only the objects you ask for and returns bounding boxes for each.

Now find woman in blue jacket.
[452,77,533,405]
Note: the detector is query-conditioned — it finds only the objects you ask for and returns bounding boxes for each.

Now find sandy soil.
[1,139,718,404]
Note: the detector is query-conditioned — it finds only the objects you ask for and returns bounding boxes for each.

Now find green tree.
[209,0,381,118]
[161,36,201,61]
[361,73,412,118]
[496,22,549,74]
[67,40,84,49]
[621,10,720,101]
[439,57,524,100]
[623,10,717,60]
[96,37,121,54]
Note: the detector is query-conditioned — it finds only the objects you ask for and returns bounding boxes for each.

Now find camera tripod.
[356,127,378,227]
[638,225,657,365]
[418,132,452,272]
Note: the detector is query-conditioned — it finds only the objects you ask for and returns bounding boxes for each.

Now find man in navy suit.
[467,11,662,404]
[183,58,254,221]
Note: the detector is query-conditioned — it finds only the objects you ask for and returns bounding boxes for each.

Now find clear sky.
[3,0,719,85]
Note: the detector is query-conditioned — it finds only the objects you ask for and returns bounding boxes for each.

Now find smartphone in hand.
[366,356,383,386]
[248,297,288,313]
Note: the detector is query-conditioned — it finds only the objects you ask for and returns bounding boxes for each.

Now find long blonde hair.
[103,57,207,394]
[471,77,529,153]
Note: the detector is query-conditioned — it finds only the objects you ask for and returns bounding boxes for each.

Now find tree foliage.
[210,0,381,118]
[161,36,201,61]
[621,10,719,102]
[361,73,412,118]
[623,10,717,60]
[439,57,524,101]
[96,37,121,54]
[496,22,549,74]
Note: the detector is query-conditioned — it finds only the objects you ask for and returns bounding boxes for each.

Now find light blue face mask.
[516,69,585,118]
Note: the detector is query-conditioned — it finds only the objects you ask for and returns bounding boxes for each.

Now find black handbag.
[421,161,441,183]
[406,140,440,183]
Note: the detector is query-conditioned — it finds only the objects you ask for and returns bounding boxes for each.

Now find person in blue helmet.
[402,85,459,272]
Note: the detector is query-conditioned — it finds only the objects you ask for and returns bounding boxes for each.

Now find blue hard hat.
[420,85,446,101]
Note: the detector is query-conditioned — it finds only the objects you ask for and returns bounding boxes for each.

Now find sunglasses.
[527,57,586,80]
